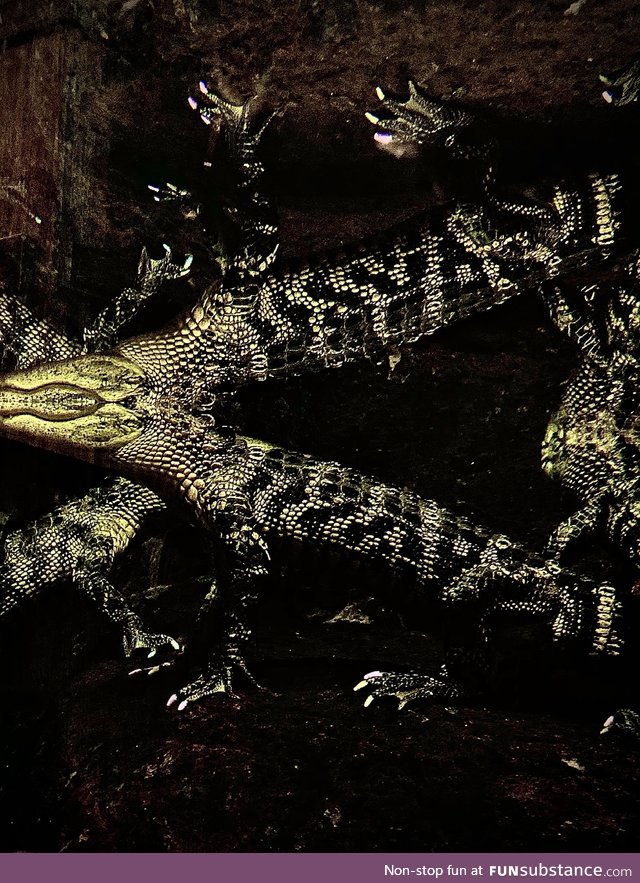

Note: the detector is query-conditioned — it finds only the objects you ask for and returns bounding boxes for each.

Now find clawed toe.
[138,243,193,283]
[366,81,474,148]
[600,708,640,739]
[128,659,175,677]
[188,79,282,150]
[189,80,250,131]
[147,181,194,205]
[166,668,232,712]
[123,621,183,659]
[354,669,462,710]
[599,55,640,106]
[163,647,268,711]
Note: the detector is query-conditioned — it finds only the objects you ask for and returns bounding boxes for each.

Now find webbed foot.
[354,669,462,711]
[366,81,479,156]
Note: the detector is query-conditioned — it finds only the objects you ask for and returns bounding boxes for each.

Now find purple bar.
[1,853,639,883]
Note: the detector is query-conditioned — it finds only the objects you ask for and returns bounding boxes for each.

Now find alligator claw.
[190,81,248,130]
[166,669,230,711]
[600,708,640,738]
[164,642,267,710]
[354,669,461,710]
[147,181,193,205]
[189,79,282,151]
[599,55,640,106]
[122,620,182,659]
[366,81,474,148]
[128,660,175,677]
[138,244,193,286]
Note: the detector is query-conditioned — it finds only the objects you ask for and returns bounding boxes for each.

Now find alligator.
[0,280,624,710]
[0,78,635,711]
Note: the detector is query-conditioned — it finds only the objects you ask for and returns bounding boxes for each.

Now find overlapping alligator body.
[0,80,635,710]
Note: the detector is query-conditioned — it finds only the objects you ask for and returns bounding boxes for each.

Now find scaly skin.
[0,79,634,710]
[0,279,180,658]
[539,255,640,736]
[542,256,640,568]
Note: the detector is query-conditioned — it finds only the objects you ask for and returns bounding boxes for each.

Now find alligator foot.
[122,617,182,659]
[137,243,194,290]
[600,708,640,739]
[366,81,480,157]
[83,244,193,350]
[190,81,275,154]
[165,649,265,711]
[354,669,462,711]
[189,80,280,278]
[148,181,194,206]
[600,54,640,105]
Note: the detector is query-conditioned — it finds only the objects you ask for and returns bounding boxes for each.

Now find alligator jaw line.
[0,353,146,457]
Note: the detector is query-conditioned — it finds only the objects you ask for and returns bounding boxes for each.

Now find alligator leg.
[369,82,562,251]
[540,282,608,366]
[354,539,619,710]
[164,511,271,709]
[544,495,607,560]
[0,479,179,656]
[354,669,462,710]
[367,82,563,274]
[190,82,280,286]
[0,275,182,656]
[82,244,193,352]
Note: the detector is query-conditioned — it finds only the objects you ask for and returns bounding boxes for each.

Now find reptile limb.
[0,77,634,713]
[83,244,193,352]
[541,254,640,569]
[0,280,181,657]
[190,82,280,285]
[369,82,562,239]
[367,80,486,160]
[600,54,640,105]
[539,282,608,367]
[544,494,608,560]
[354,669,462,710]
[0,479,178,656]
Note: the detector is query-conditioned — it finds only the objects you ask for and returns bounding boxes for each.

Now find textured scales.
[0,79,633,711]
[0,284,178,658]
[542,254,640,568]
[113,81,628,394]
[0,477,175,656]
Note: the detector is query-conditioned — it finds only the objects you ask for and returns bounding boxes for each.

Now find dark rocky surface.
[1,0,640,853]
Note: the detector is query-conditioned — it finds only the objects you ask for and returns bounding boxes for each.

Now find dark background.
[1,0,640,853]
